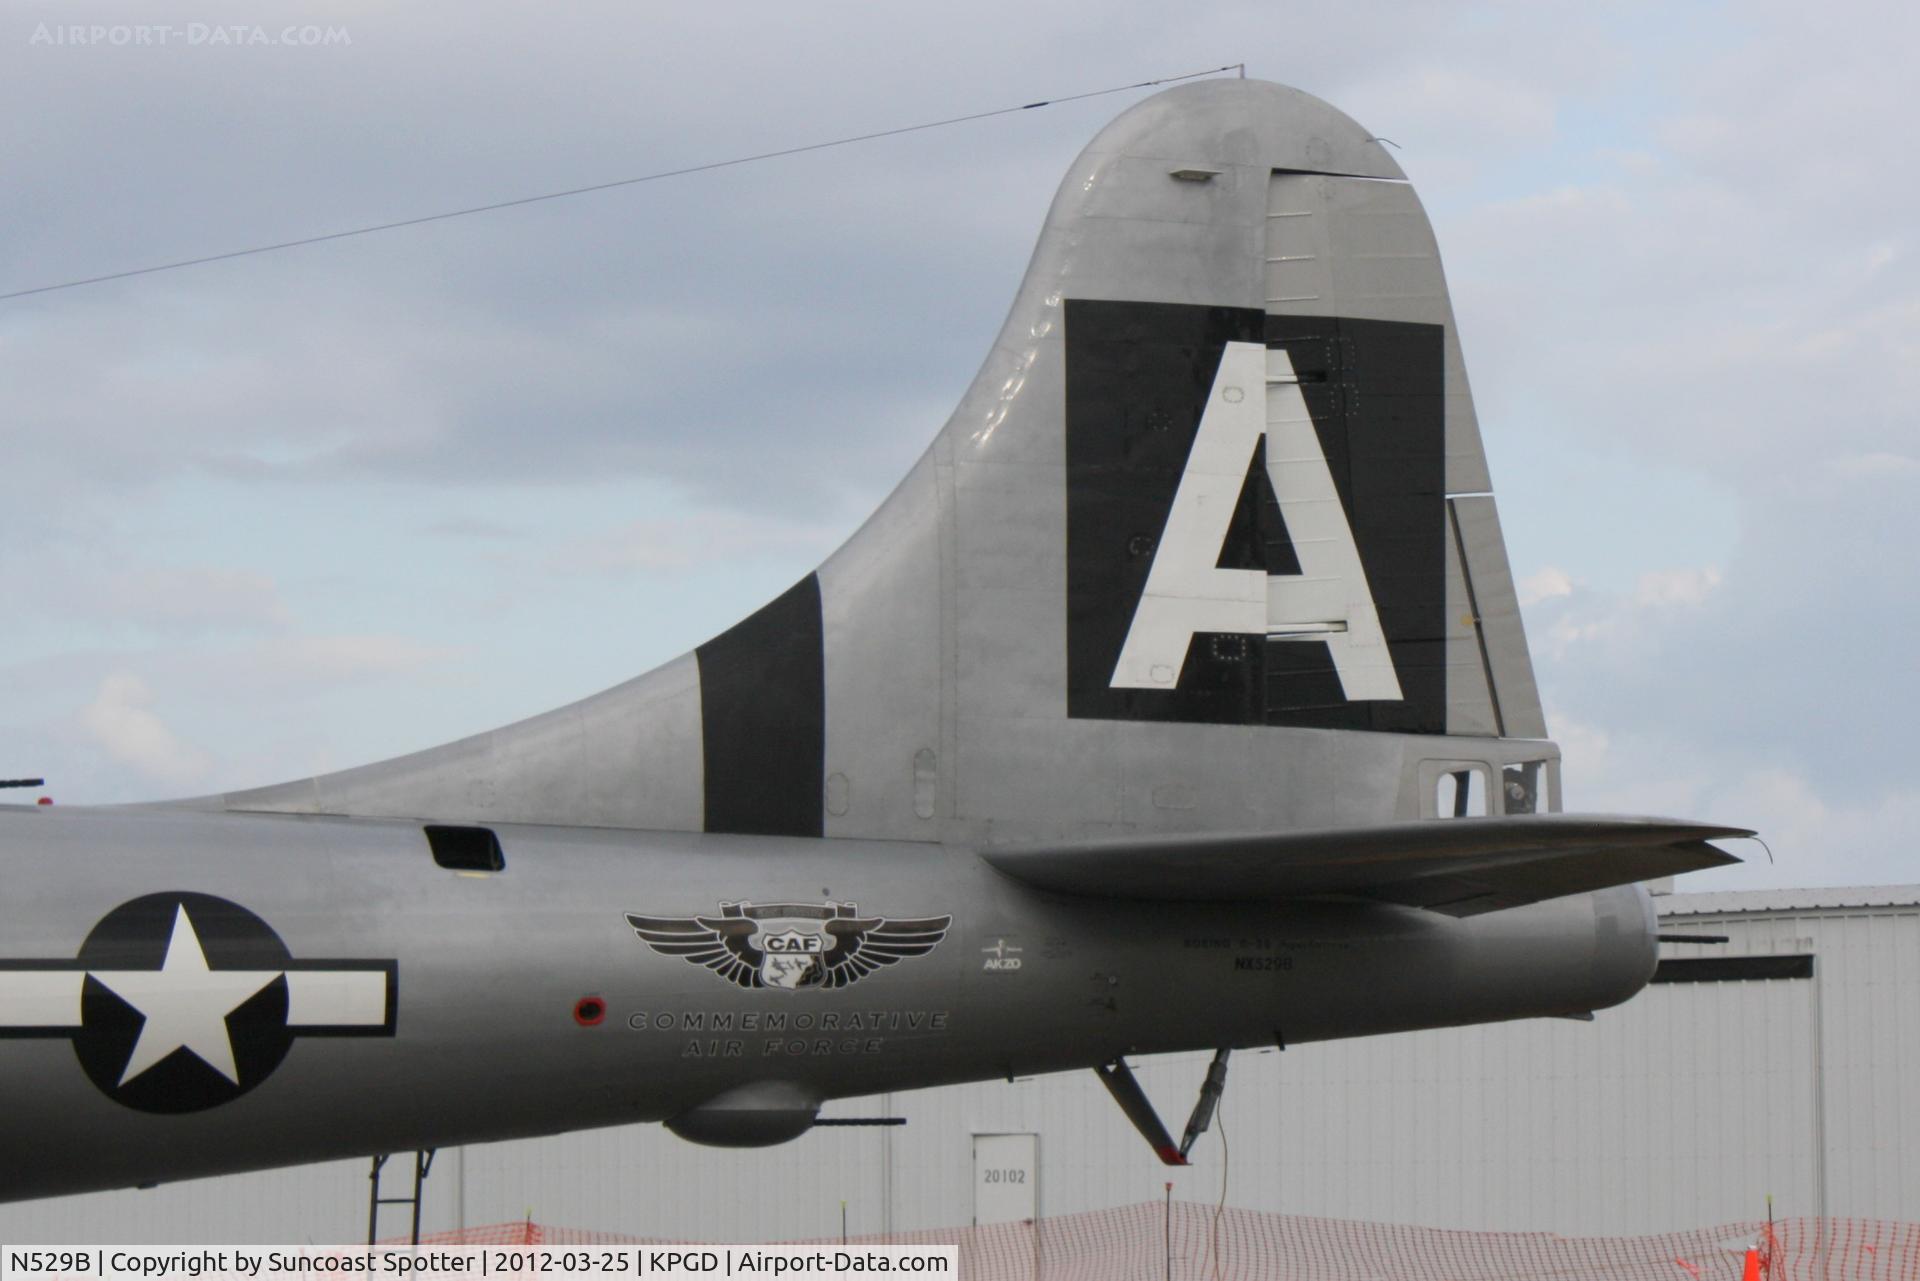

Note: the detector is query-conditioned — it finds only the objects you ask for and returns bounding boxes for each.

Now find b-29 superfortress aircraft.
[0,78,1747,1201]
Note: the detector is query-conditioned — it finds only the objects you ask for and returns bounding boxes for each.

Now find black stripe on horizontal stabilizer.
[696,575,825,837]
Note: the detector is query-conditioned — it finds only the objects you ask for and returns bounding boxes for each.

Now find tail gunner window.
[1503,762,1543,814]
[1436,767,1489,817]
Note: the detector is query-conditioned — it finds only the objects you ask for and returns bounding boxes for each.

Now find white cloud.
[1595,147,1662,177]
[1827,452,1920,483]
[78,672,213,786]
[31,565,289,633]
[543,512,841,577]
[1352,67,1558,145]
[1525,564,1720,662]
[252,635,460,683]
[1556,715,1920,892]
[1633,567,1721,609]
[1518,567,1573,608]
[1549,711,1709,822]
[1700,770,1920,890]
[422,517,526,541]
[1654,114,1732,154]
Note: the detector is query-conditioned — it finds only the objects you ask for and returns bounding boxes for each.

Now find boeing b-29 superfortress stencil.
[0,893,396,1113]
[627,902,951,992]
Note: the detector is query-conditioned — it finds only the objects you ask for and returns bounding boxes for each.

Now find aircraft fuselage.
[0,805,1656,1201]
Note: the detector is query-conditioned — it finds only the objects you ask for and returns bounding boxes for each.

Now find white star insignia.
[90,905,282,1086]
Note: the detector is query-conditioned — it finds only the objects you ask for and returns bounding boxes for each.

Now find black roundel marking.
[0,891,398,1115]
[75,893,295,1114]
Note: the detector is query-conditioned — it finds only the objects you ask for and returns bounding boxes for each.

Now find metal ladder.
[366,1150,436,1246]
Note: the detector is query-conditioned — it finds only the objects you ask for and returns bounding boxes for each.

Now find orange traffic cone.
[1742,1249,1762,1281]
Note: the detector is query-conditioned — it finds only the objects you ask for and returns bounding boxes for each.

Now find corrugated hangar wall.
[5,887,1915,1243]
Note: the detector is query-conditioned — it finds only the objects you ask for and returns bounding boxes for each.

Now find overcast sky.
[3,0,1913,892]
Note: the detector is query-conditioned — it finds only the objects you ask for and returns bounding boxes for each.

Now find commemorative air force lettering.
[622,901,955,1058]
[625,901,952,991]
[626,1008,951,1059]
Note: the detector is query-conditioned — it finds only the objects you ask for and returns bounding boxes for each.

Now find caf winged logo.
[625,901,951,992]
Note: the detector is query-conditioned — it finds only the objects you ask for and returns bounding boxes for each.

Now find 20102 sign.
[982,1169,1028,1184]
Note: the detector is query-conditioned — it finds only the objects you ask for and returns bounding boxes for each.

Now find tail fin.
[220,80,1551,844]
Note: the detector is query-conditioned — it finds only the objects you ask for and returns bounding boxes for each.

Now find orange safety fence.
[408,1203,1920,1280]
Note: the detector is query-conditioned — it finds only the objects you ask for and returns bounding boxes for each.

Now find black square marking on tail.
[697,574,825,836]
[1064,299,1447,733]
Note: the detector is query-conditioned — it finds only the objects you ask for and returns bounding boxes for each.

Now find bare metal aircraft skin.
[0,79,1744,1203]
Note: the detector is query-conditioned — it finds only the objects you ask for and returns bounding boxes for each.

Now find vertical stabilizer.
[218,80,1554,844]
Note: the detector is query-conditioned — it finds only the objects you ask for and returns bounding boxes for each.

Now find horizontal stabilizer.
[978,815,1748,917]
